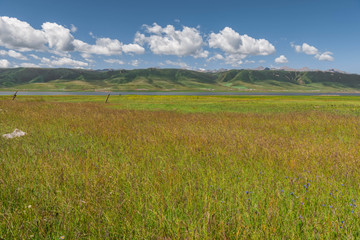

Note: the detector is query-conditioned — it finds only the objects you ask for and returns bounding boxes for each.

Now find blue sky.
[0,0,359,73]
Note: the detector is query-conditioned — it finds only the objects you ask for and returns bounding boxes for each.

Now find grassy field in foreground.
[1,96,360,239]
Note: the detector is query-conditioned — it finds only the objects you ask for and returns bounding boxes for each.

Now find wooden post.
[105,94,110,103]
[12,91,18,100]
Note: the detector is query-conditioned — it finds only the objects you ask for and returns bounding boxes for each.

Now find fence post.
[12,91,18,100]
[105,94,110,103]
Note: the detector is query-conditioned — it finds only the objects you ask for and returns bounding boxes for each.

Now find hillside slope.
[0,68,359,92]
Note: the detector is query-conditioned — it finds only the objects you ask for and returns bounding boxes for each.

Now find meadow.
[1,95,360,239]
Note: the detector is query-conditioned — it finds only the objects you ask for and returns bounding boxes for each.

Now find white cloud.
[315,51,334,61]
[301,43,319,55]
[291,42,334,61]
[130,60,139,66]
[8,50,28,60]
[74,38,144,56]
[20,62,40,68]
[223,54,244,66]
[259,60,266,63]
[41,56,88,68]
[0,16,47,51]
[0,59,10,68]
[104,59,125,65]
[122,43,145,54]
[275,55,288,64]
[207,53,224,62]
[209,27,276,57]
[165,60,190,69]
[29,54,40,60]
[42,22,75,51]
[0,49,28,60]
[0,16,144,59]
[74,38,122,55]
[135,23,207,58]
[245,60,255,64]
[70,24,77,33]
[193,50,209,59]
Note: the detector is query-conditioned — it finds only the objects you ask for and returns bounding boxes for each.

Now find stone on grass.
[2,129,26,139]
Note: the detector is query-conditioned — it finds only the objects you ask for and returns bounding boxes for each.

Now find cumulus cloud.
[42,22,75,51]
[104,59,125,65]
[0,16,144,58]
[223,54,244,66]
[291,42,334,61]
[121,43,145,54]
[315,51,334,61]
[135,23,207,58]
[209,27,276,57]
[164,60,190,69]
[41,56,88,68]
[275,55,288,64]
[20,62,40,68]
[0,59,10,68]
[74,38,144,56]
[0,16,47,51]
[207,53,224,62]
[291,43,318,55]
[74,38,122,55]
[0,49,28,60]
[29,54,40,60]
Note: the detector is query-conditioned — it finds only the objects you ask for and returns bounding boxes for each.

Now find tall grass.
[1,97,360,239]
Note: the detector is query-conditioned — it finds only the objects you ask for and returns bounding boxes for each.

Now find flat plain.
[1,95,360,239]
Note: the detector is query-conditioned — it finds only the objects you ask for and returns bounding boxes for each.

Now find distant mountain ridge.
[0,67,359,92]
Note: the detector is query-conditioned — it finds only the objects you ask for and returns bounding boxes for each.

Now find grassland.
[1,95,360,239]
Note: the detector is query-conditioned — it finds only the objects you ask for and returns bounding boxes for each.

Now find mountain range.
[0,67,359,92]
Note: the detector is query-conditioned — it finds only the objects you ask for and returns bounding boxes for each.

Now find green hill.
[0,68,359,92]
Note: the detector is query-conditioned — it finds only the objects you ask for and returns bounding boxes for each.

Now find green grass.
[1,96,360,239]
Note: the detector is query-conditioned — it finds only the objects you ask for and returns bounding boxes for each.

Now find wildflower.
[322,204,325,207]
[60,236,65,240]
[28,205,32,209]
[330,206,333,208]
[290,192,294,195]
[246,191,249,194]
[299,215,303,219]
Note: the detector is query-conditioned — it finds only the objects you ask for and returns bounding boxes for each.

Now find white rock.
[2,129,26,139]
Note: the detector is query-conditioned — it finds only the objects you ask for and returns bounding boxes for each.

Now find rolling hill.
[0,67,359,92]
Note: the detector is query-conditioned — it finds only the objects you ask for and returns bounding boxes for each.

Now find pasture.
[1,95,360,239]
